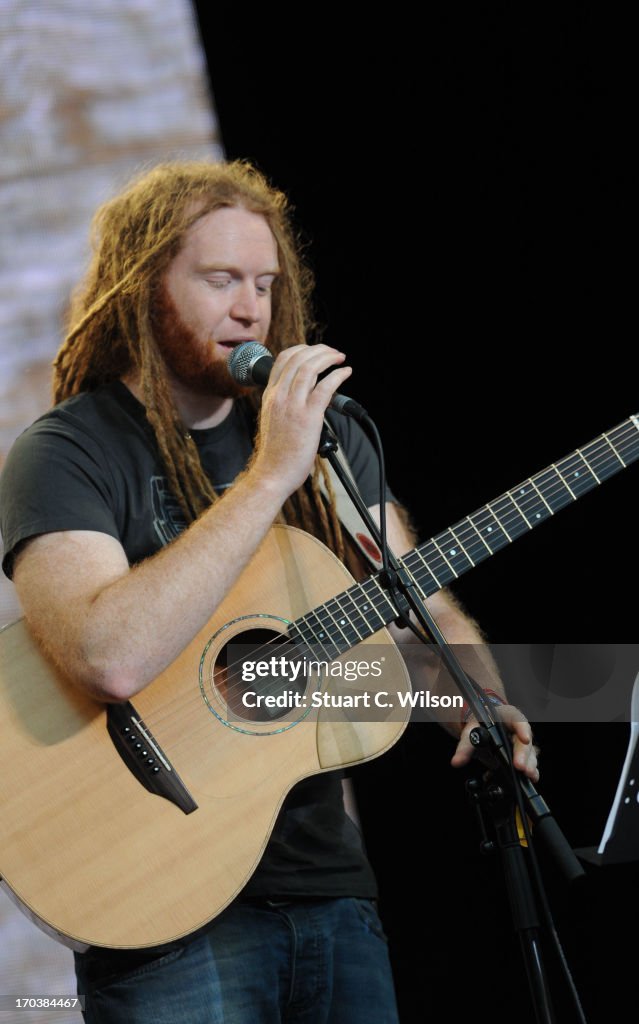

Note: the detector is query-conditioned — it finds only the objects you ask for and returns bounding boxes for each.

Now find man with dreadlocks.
[0,160,537,1023]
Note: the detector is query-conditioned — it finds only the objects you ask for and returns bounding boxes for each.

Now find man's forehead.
[176,204,278,264]
[185,202,272,236]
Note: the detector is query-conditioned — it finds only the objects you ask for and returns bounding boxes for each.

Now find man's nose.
[230,282,260,323]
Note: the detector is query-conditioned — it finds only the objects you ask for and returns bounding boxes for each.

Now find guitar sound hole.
[213,629,309,723]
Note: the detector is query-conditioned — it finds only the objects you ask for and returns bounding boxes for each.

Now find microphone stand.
[318,417,587,1024]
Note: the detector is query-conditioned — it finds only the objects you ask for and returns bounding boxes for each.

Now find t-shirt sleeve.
[325,410,396,508]
[0,415,121,580]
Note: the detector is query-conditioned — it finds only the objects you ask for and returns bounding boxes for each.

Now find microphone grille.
[227,341,269,384]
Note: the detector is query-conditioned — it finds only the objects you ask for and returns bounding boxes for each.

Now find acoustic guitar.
[0,413,637,949]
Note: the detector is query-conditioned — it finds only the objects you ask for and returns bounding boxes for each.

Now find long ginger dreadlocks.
[53,160,344,558]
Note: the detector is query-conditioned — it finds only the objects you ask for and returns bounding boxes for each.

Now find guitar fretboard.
[288,415,639,660]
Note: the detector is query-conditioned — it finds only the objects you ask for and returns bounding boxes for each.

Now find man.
[0,160,537,1022]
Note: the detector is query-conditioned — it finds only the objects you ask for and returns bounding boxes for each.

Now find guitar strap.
[320,446,384,573]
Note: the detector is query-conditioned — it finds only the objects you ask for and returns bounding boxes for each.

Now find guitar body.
[0,525,410,949]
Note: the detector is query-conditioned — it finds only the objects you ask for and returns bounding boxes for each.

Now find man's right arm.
[11,345,351,703]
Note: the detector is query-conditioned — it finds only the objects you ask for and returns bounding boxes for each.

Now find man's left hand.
[451,705,540,782]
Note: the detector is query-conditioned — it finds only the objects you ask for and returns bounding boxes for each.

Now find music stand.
[576,671,639,866]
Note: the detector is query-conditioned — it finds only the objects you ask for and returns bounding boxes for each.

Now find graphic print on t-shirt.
[150,476,188,545]
[150,475,237,546]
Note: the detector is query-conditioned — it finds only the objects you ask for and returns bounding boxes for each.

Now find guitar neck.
[290,414,639,657]
[405,414,639,598]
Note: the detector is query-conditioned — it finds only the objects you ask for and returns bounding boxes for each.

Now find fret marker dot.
[340,619,346,626]
[535,513,541,519]
[363,605,369,611]
[574,471,580,477]
[520,488,526,494]
[319,632,325,639]
[487,527,493,533]
[450,548,457,556]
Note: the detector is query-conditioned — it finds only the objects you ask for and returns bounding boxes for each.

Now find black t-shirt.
[0,381,386,900]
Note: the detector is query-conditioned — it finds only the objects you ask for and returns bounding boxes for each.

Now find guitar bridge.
[106,702,198,815]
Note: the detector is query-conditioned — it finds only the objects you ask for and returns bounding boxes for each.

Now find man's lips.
[216,339,254,351]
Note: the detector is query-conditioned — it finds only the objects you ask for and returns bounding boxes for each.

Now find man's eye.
[207,278,229,288]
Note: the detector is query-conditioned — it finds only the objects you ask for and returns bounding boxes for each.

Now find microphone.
[228,342,368,422]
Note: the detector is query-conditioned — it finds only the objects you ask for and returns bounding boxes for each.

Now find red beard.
[150,286,253,399]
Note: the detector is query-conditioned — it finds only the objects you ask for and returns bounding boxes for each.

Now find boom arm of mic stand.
[318,418,584,885]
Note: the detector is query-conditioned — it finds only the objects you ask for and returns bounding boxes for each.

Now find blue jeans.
[75,897,399,1023]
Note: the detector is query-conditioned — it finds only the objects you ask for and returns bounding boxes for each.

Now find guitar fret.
[326,594,359,639]
[469,507,511,552]
[431,537,459,577]
[433,529,475,574]
[554,451,597,496]
[506,489,533,528]
[353,578,393,632]
[326,594,361,645]
[404,547,441,598]
[399,557,430,602]
[311,609,345,656]
[507,482,552,527]
[447,520,488,565]
[296,613,324,651]
[585,438,626,482]
[295,614,336,659]
[533,467,573,514]
[448,526,476,567]
[488,497,525,540]
[616,434,639,464]
[612,422,639,462]
[315,603,352,652]
[414,546,444,588]
[287,622,314,658]
[335,590,366,639]
[527,479,553,514]
[416,541,452,585]
[551,462,577,500]
[602,434,626,467]
[577,448,600,483]
[618,438,639,464]
[462,516,493,556]
[363,579,389,613]
[289,617,315,652]
[369,576,400,620]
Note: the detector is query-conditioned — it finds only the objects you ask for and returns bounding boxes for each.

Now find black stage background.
[194,8,634,1021]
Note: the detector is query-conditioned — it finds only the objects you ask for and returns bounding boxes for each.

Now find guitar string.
[141,421,639,737]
